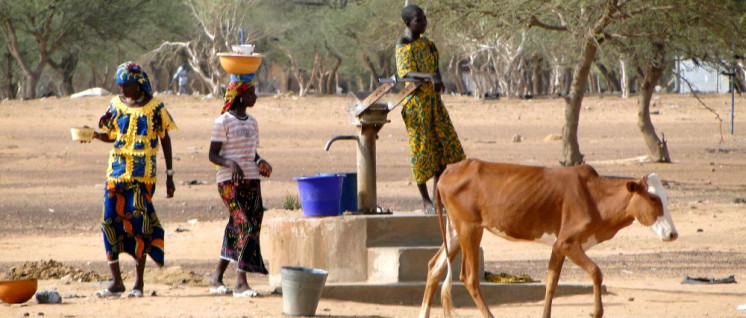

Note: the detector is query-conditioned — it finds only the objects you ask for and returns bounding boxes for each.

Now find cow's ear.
[626,181,642,193]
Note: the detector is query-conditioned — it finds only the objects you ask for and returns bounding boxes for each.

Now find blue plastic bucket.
[338,173,357,214]
[294,174,344,217]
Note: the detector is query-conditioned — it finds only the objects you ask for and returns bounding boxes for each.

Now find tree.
[0,0,186,98]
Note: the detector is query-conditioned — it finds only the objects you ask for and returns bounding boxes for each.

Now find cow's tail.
[435,182,455,317]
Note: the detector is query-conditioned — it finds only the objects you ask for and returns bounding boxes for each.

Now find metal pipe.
[358,126,377,212]
[324,135,359,152]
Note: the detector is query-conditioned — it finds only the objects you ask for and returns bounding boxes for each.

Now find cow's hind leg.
[457,225,494,318]
[419,238,461,318]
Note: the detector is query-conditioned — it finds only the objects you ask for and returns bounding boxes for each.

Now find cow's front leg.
[564,244,604,318]
[542,247,566,318]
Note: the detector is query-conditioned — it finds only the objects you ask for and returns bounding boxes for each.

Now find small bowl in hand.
[71,127,94,142]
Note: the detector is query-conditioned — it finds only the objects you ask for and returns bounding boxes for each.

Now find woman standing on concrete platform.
[396,4,466,214]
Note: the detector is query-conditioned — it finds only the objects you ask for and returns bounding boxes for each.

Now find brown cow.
[419,159,678,318]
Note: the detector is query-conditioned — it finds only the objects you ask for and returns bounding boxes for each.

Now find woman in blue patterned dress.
[89,62,177,298]
[396,5,466,214]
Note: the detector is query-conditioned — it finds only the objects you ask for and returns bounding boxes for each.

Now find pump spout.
[324,135,359,152]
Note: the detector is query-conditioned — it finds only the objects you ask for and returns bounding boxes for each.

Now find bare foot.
[107,282,126,293]
[423,202,436,215]
[210,274,226,288]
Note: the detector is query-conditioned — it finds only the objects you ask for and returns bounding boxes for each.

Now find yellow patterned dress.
[98,97,177,265]
[396,36,465,184]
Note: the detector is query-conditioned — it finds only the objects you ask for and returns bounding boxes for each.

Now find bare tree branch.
[528,15,569,31]
[675,71,726,144]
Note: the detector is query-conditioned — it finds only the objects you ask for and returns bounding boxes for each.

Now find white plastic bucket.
[281,266,329,316]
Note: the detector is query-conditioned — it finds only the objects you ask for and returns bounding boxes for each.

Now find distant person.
[171,63,190,95]
[87,62,177,298]
[396,4,465,214]
[208,73,272,297]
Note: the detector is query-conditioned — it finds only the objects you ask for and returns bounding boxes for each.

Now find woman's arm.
[161,131,175,198]
[255,151,272,178]
[209,141,244,184]
[91,130,115,143]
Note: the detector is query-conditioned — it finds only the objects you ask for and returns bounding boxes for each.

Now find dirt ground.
[1,92,745,317]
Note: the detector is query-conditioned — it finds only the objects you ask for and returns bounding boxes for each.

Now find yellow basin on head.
[218,53,263,74]
[0,278,37,304]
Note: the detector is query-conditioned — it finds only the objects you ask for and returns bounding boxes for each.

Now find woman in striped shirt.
[208,74,272,297]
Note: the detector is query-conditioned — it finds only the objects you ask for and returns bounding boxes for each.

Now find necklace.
[229,110,248,120]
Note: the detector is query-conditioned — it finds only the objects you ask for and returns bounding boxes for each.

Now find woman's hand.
[228,160,245,184]
[431,74,444,93]
[258,160,272,178]
[166,176,175,198]
[80,125,97,143]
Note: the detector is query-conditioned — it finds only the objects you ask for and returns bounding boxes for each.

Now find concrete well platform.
[320,282,599,307]
[264,213,597,307]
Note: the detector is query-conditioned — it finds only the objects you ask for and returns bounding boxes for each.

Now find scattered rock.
[544,134,562,142]
[36,290,62,304]
[60,274,73,285]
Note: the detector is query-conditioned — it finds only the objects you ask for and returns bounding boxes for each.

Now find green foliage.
[282,194,302,210]
[0,0,744,99]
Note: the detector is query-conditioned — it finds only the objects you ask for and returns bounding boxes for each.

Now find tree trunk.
[23,72,41,100]
[588,71,599,94]
[562,67,573,96]
[362,53,379,90]
[49,51,79,96]
[448,55,466,94]
[637,41,671,162]
[561,39,597,166]
[620,57,630,98]
[2,52,17,99]
[595,62,621,92]
[561,3,615,166]
[325,42,342,95]
[532,55,542,96]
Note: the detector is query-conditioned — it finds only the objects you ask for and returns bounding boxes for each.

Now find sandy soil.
[1,92,745,317]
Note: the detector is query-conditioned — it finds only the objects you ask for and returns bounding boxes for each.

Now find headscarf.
[221,73,256,114]
[115,62,153,98]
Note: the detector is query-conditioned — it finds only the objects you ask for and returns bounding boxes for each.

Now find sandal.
[232,289,259,298]
[95,289,122,298]
[424,206,436,215]
[208,285,232,295]
[127,289,144,298]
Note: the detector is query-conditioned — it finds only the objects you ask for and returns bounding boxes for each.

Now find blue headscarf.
[115,62,153,98]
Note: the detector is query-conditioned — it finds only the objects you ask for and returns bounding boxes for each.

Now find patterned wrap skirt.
[401,90,466,184]
[101,181,165,266]
[217,179,268,274]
